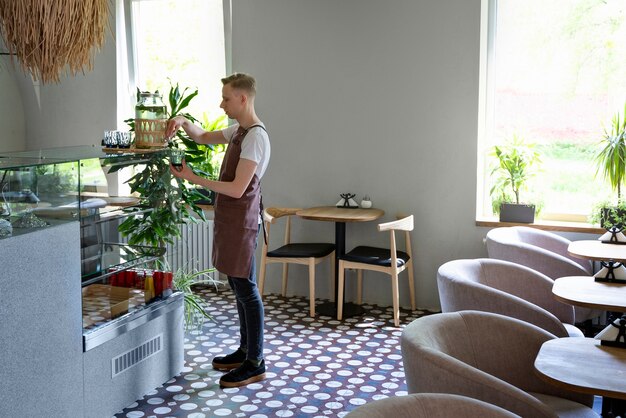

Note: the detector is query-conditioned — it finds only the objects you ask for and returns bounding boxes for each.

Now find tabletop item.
[135,91,168,148]
[102,130,132,149]
[594,261,626,283]
[598,226,626,244]
[169,148,185,170]
[360,195,372,209]
[336,193,359,209]
[595,316,626,348]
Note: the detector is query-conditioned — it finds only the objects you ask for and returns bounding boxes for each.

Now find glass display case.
[0,155,80,239]
[0,145,182,350]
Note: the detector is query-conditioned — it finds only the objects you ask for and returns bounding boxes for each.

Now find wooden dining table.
[568,240,626,263]
[296,206,385,318]
[534,337,626,416]
[553,276,626,312]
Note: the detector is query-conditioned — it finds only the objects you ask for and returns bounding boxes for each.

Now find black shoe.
[219,360,266,388]
[212,348,247,370]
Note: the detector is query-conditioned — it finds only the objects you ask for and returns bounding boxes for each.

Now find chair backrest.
[262,207,301,250]
[401,311,594,417]
[485,226,592,279]
[437,258,574,337]
[345,393,520,418]
[377,214,414,268]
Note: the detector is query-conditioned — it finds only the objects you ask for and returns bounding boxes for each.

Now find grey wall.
[3,0,594,310]
[0,38,26,151]
[6,15,117,151]
[232,0,488,309]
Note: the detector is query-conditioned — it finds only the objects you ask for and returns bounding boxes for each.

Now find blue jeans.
[227,251,264,361]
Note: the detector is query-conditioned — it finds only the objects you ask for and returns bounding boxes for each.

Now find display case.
[0,145,181,348]
[0,145,184,418]
[0,154,80,239]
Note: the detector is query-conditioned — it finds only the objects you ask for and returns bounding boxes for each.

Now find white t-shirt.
[221,123,270,179]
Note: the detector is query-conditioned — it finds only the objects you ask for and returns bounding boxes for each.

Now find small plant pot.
[499,203,535,223]
[600,207,626,230]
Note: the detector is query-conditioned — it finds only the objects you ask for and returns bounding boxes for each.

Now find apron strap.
[243,124,268,246]
[260,193,268,246]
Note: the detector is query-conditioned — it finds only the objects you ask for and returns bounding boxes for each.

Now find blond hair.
[221,73,256,96]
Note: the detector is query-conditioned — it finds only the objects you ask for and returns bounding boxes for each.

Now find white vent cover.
[111,333,163,377]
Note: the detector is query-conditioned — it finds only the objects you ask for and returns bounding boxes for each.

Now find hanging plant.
[0,0,111,83]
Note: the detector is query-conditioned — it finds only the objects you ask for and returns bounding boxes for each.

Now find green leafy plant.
[172,266,219,330]
[115,82,208,248]
[489,134,542,214]
[589,199,626,228]
[595,102,626,202]
[182,113,228,180]
[589,103,626,228]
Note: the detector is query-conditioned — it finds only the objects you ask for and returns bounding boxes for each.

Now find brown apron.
[212,125,264,278]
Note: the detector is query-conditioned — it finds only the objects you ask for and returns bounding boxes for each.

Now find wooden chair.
[337,214,416,326]
[258,207,335,317]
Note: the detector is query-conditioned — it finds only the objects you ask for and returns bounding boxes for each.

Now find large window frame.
[477,0,626,225]
[115,0,232,130]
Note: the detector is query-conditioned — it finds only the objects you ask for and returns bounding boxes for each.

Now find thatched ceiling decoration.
[0,0,110,83]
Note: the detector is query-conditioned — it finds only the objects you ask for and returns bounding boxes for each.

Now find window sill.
[475,217,603,234]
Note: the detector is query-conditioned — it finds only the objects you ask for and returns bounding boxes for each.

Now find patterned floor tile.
[114,284,435,418]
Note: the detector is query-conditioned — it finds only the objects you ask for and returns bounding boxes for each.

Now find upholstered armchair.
[401,311,598,418]
[437,258,583,337]
[345,393,519,418]
[485,226,599,323]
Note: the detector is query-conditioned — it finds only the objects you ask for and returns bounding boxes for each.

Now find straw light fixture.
[0,0,111,83]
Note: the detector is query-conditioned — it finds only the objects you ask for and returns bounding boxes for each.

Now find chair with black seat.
[337,214,416,327]
[258,207,335,317]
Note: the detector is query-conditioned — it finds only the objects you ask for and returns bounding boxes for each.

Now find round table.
[296,206,385,317]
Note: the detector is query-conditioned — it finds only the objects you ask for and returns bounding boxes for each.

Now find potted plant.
[180,113,228,205]
[116,82,217,247]
[490,134,542,223]
[593,102,626,229]
[171,266,219,330]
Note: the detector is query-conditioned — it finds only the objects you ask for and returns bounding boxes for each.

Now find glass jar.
[134,92,168,148]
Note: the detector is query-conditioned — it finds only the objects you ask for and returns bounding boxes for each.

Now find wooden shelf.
[475,218,604,234]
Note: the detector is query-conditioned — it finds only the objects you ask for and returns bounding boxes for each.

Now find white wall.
[231,0,488,309]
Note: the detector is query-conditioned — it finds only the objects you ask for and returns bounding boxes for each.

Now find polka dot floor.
[114,284,436,418]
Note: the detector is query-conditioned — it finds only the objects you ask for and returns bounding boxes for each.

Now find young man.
[166,73,270,388]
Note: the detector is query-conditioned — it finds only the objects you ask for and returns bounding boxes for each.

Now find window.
[117,0,227,127]
[478,0,626,222]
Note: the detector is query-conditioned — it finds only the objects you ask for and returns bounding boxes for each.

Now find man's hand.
[165,116,187,139]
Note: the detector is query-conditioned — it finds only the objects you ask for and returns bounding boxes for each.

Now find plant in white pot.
[490,134,542,223]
